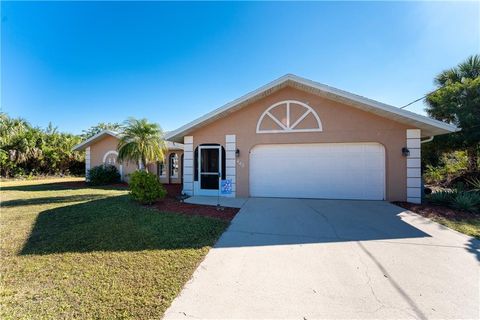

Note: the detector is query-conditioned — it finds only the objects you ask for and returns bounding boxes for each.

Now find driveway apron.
[164,198,479,319]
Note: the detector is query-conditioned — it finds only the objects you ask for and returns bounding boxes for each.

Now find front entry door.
[198,146,221,196]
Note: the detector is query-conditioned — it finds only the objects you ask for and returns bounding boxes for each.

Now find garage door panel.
[249,143,385,200]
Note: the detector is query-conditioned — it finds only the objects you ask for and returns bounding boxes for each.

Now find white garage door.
[249,143,385,200]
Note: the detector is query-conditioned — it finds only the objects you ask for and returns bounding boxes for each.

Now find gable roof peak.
[166,74,458,142]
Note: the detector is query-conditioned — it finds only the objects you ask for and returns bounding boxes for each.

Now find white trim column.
[225,135,236,197]
[183,136,194,195]
[406,129,421,203]
[85,147,91,181]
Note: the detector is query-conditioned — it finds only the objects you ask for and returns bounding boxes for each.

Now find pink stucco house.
[74,74,457,203]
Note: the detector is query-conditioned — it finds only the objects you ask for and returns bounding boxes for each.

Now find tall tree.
[81,122,122,139]
[117,118,167,171]
[0,113,83,177]
[425,55,480,172]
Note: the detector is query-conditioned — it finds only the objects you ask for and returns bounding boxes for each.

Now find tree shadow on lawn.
[0,181,128,192]
[20,195,229,255]
[2,194,108,208]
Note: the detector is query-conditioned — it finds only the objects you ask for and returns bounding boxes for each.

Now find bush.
[451,192,480,212]
[448,172,480,190]
[427,190,456,205]
[128,170,166,204]
[424,165,445,185]
[87,165,121,186]
[423,151,469,186]
[467,177,480,192]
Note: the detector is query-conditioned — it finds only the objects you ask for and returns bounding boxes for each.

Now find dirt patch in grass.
[394,201,480,239]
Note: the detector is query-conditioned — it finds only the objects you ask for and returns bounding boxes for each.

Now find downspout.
[421,136,434,144]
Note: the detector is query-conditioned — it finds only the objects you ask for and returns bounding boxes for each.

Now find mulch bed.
[56,181,239,221]
[151,184,239,221]
[393,201,478,221]
[151,199,239,221]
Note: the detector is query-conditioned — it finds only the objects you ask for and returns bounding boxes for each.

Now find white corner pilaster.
[85,147,91,181]
[406,129,421,203]
[183,136,194,195]
[225,134,236,197]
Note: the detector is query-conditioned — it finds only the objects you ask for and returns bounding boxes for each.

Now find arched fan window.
[103,150,118,166]
[256,100,323,133]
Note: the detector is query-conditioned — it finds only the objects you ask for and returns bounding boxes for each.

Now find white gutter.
[420,136,434,144]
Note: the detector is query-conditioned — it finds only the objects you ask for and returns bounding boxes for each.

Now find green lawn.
[0,178,229,319]
[430,216,480,239]
[395,202,480,239]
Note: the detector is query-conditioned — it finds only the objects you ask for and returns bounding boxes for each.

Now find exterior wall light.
[236,149,240,157]
[402,147,410,157]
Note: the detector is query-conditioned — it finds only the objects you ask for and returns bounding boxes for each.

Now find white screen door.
[198,145,222,196]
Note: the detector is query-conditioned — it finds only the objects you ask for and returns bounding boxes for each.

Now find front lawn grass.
[0,178,229,319]
[395,201,480,239]
[430,216,480,239]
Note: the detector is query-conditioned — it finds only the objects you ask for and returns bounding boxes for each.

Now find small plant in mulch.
[428,191,480,214]
[423,177,480,214]
[451,192,480,212]
[428,190,456,206]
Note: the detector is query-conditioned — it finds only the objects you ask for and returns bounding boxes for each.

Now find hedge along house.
[73,130,184,183]
[166,74,458,203]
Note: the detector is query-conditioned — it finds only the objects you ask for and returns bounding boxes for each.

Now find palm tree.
[434,55,480,86]
[426,54,480,172]
[117,118,167,172]
[0,113,29,146]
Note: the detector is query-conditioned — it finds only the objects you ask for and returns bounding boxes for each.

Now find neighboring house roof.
[73,130,119,151]
[166,74,459,142]
[165,141,184,151]
[72,130,183,151]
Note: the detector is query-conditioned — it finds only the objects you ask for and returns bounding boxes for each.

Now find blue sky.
[1,1,478,134]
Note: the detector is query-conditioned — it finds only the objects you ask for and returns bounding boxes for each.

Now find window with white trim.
[169,153,178,178]
[157,161,166,177]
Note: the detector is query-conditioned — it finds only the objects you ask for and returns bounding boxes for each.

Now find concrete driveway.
[164,198,479,319]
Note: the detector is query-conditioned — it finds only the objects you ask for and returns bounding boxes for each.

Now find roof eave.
[72,130,120,152]
[165,74,458,142]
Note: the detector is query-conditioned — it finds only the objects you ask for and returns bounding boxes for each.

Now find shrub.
[128,170,166,204]
[441,151,468,175]
[467,177,480,192]
[427,190,456,205]
[87,165,121,186]
[424,165,445,185]
[451,192,480,212]
[448,172,480,190]
[423,151,469,186]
